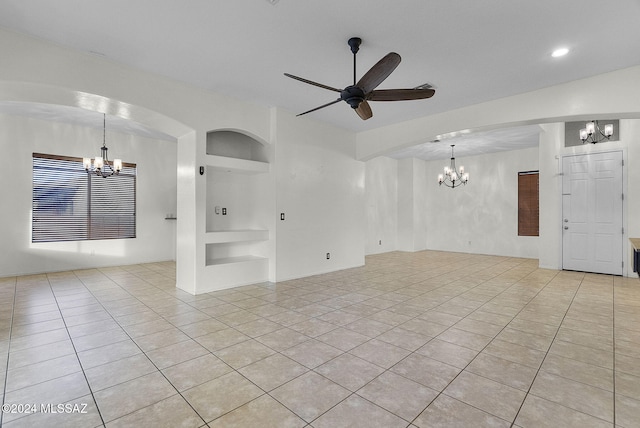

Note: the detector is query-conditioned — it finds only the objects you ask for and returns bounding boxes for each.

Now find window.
[518,171,539,236]
[32,153,136,243]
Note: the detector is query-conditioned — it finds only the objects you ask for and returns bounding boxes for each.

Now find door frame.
[560,148,627,276]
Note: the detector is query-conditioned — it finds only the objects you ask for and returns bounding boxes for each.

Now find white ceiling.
[0,101,177,142]
[388,125,543,161]
[0,0,639,158]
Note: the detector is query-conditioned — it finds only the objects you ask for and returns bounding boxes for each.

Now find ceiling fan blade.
[356,52,401,93]
[355,100,373,120]
[296,98,342,117]
[368,88,435,101]
[284,73,342,93]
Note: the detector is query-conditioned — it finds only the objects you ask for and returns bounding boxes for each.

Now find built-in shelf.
[202,130,271,292]
[206,255,267,266]
[205,229,269,244]
[201,255,269,291]
[206,155,269,175]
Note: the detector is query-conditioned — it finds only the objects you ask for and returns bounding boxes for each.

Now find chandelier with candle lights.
[438,145,469,188]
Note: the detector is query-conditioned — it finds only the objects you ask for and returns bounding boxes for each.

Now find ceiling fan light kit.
[285,37,435,120]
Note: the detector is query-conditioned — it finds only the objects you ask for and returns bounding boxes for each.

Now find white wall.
[365,146,540,259]
[423,147,539,258]
[0,114,177,277]
[206,171,271,234]
[413,159,428,252]
[538,123,564,270]
[274,110,365,281]
[397,158,415,251]
[364,156,397,255]
[397,158,429,252]
[625,119,640,276]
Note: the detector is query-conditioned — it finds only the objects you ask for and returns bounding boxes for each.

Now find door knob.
[564,226,569,230]
[564,219,569,223]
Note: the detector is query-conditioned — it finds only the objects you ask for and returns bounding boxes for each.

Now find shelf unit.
[205,229,269,244]
[204,229,270,268]
[202,130,271,292]
[207,255,266,265]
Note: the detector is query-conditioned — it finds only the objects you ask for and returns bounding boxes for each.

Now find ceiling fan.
[284,37,435,120]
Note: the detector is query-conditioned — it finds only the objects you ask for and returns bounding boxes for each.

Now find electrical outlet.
[326,252,330,260]
[222,208,227,215]
[280,213,285,221]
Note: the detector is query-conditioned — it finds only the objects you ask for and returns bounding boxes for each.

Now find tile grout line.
[0,276,18,428]
[89,264,312,426]
[78,267,324,426]
[217,255,533,426]
[71,269,212,427]
[46,273,108,428]
[375,258,547,426]
[19,258,540,425]
[510,273,585,426]
[400,266,548,425]
[277,257,547,426]
[317,258,538,425]
[6,256,629,427]
[507,272,610,427]
[402,263,565,427]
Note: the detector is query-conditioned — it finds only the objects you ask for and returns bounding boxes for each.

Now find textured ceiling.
[0,101,177,142]
[0,0,639,158]
[387,125,543,161]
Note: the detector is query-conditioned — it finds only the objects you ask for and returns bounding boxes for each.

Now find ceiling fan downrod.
[348,37,361,86]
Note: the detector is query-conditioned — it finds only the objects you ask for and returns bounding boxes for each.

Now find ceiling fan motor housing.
[341,85,365,108]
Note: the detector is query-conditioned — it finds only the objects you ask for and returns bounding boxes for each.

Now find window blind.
[518,171,539,237]
[32,153,136,243]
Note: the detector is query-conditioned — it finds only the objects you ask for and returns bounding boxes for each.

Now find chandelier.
[438,144,469,188]
[579,120,614,144]
[83,113,122,177]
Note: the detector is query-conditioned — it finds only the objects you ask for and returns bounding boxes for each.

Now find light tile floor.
[1,251,639,427]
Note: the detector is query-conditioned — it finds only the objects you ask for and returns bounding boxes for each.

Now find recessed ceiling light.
[552,47,569,58]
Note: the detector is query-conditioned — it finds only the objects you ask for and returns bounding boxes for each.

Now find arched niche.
[206,129,269,163]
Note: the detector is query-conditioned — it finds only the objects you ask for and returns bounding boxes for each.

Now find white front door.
[562,151,623,275]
